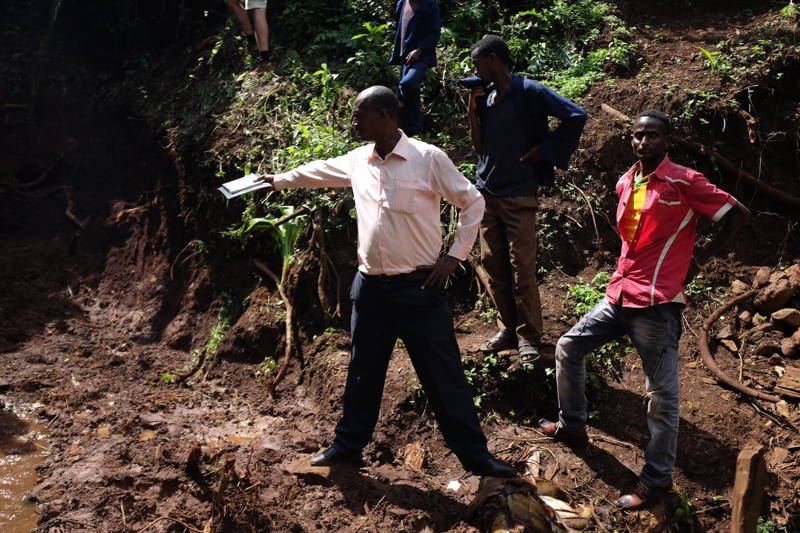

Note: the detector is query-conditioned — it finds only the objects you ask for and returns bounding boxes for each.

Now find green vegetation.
[700,15,800,84]
[699,46,733,79]
[758,517,789,533]
[139,0,636,250]
[780,1,799,20]
[474,296,498,323]
[462,351,508,409]
[671,488,695,531]
[255,356,278,377]
[178,291,242,380]
[235,205,309,282]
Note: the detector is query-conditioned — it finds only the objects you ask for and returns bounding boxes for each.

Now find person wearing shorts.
[224,0,271,66]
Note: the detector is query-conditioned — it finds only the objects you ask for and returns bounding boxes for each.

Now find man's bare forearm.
[695,202,750,265]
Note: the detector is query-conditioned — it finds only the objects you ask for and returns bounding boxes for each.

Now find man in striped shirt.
[538,109,749,509]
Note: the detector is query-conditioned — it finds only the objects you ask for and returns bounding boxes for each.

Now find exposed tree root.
[63,185,87,229]
[566,178,601,242]
[599,103,800,209]
[468,257,492,298]
[670,137,800,208]
[252,258,297,399]
[30,0,63,103]
[311,209,342,318]
[170,239,205,280]
[699,289,780,403]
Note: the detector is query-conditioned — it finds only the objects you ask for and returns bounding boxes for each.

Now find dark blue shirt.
[476,75,587,197]
[388,0,441,67]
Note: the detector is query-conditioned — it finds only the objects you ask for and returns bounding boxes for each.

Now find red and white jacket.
[606,155,737,308]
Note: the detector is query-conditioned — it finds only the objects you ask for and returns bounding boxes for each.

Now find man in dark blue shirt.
[466,35,587,361]
[388,0,441,136]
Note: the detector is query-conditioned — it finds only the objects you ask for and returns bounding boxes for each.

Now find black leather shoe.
[470,457,516,478]
[310,446,361,467]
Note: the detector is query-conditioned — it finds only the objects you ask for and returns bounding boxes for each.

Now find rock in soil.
[717,325,736,340]
[769,354,784,365]
[754,279,796,314]
[739,310,753,325]
[721,339,739,353]
[753,267,772,288]
[780,331,800,358]
[771,308,800,330]
[731,279,749,295]
[786,263,800,291]
[754,337,783,356]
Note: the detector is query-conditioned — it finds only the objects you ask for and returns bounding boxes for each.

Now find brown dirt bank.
[1,1,799,532]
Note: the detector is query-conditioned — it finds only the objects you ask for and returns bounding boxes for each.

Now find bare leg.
[251,8,269,52]
[224,0,253,35]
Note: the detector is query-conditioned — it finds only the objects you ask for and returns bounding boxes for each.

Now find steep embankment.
[1,1,799,532]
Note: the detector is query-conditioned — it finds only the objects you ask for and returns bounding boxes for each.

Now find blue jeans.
[555,299,683,488]
[398,61,429,136]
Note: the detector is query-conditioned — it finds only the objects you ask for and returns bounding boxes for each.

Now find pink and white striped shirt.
[273,131,485,275]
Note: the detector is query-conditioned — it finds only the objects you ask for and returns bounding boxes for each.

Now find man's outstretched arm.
[254,152,354,190]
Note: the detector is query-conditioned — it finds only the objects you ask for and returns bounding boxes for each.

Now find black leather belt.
[366,269,431,283]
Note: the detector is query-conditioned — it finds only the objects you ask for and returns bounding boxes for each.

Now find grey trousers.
[555,299,683,487]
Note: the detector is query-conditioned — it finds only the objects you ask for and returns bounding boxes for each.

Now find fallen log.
[699,290,780,403]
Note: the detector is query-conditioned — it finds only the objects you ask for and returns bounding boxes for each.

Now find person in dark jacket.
[466,35,587,362]
[388,0,441,136]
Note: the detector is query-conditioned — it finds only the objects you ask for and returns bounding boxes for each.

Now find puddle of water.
[0,407,48,533]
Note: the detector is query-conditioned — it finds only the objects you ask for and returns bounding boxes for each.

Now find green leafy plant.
[346,21,393,87]
[463,352,509,408]
[781,1,798,20]
[176,291,242,381]
[672,488,694,531]
[757,517,788,533]
[699,46,732,78]
[241,206,309,283]
[255,356,278,377]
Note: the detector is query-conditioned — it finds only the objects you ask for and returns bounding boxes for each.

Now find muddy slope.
[1,1,799,532]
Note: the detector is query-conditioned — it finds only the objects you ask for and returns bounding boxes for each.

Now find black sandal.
[480,329,517,353]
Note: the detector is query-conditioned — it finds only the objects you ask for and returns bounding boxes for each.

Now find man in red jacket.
[539,109,749,509]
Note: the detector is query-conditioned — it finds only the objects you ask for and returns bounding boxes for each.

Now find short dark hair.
[636,109,670,133]
[357,85,401,119]
[470,34,513,67]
